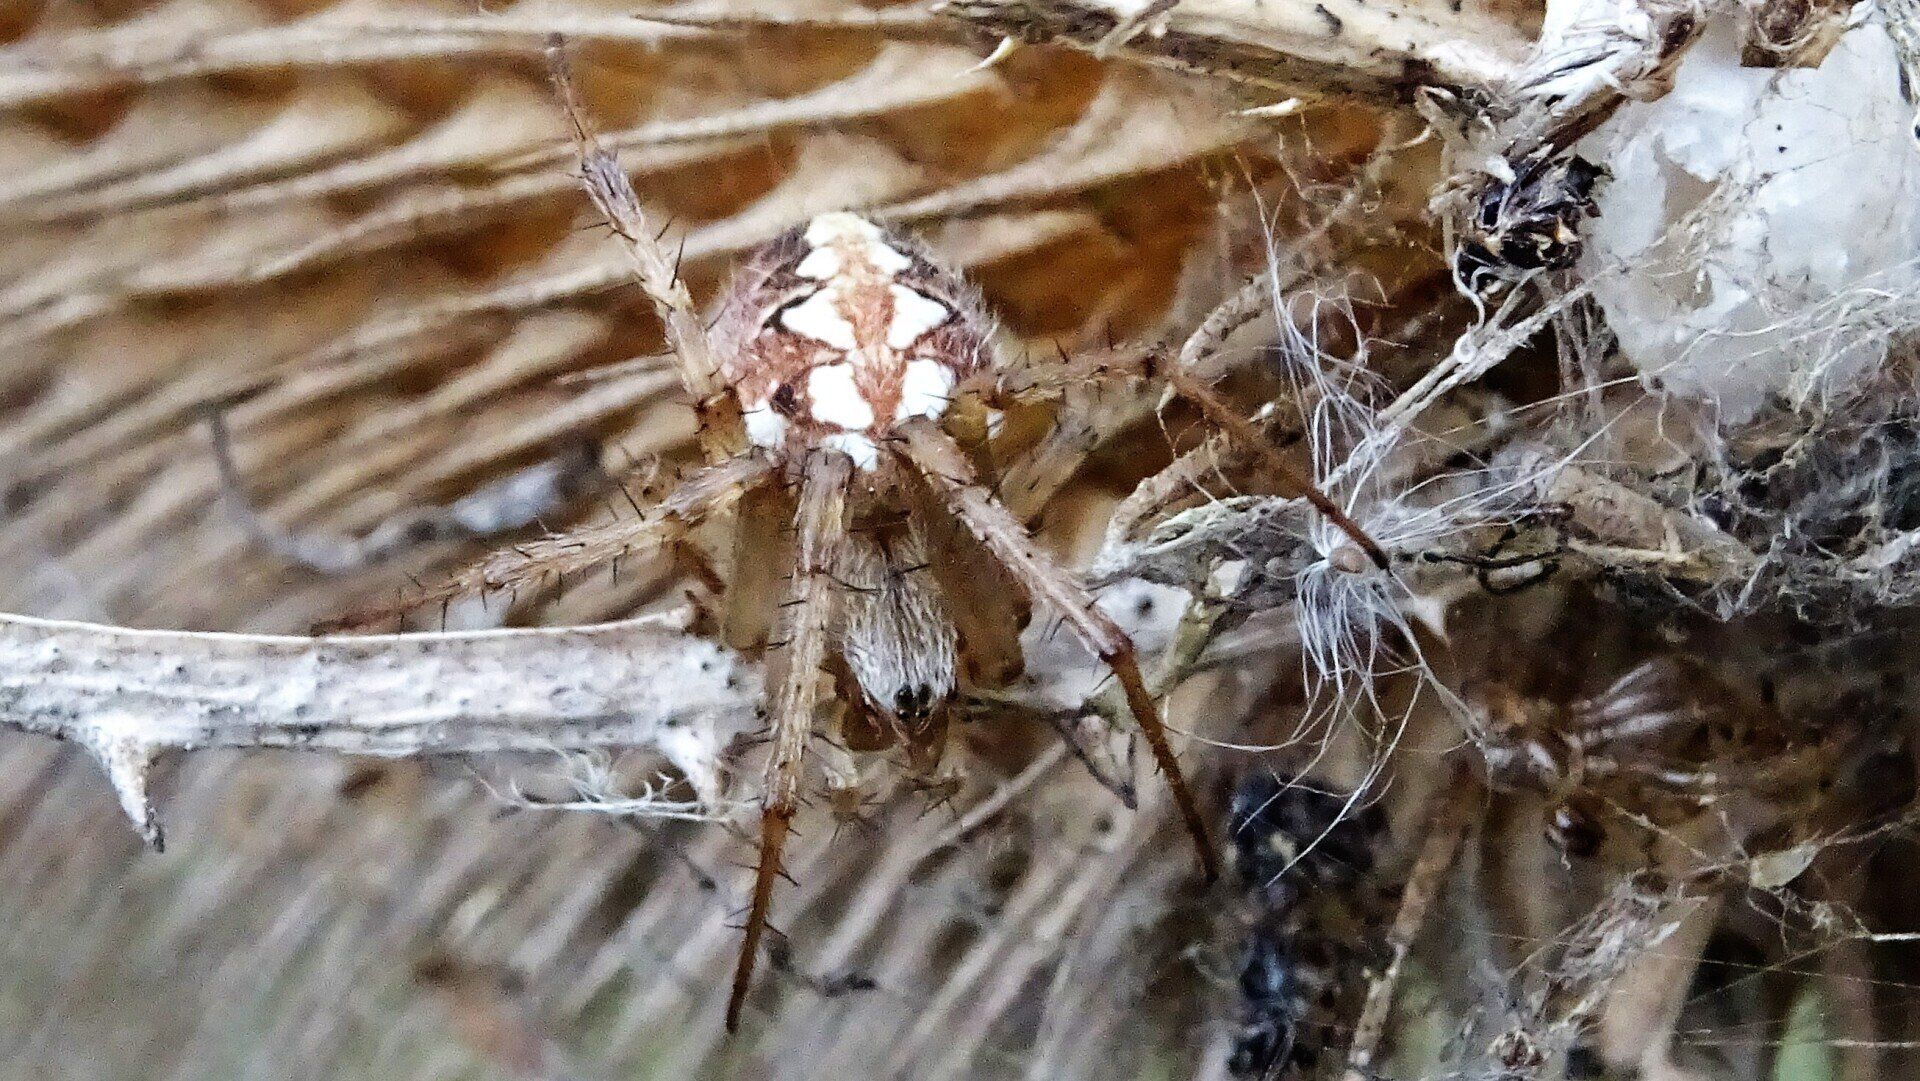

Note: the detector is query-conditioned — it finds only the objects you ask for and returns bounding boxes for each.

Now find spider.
[373,42,1391,1031]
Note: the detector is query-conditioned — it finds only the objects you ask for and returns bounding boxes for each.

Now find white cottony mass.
[1580,16,1920,421]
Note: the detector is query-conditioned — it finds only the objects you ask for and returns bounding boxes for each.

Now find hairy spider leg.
[548,41,746,462]
[329,455,771,631]
[728,450,854,1031]
[897,418,1221,881]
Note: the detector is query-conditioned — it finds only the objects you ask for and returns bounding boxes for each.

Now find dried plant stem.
[1500,0,1707,163]
[1327,286,1587,490]
[1182,274,1283,374]
[0,611,758,850]
[1103,434,1240,549]
[1342,771,1476,1081]
[1506,452,1759,587]
[941,0,1529,102]
[0,10,944,109]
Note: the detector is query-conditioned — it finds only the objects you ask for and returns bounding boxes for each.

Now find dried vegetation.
[6,0,1920,1078]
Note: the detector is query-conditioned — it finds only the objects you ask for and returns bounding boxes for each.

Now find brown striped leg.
[896,419,1219,882]
[727,450,854,1031]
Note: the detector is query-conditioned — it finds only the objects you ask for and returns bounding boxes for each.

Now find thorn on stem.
[82,723,164,851]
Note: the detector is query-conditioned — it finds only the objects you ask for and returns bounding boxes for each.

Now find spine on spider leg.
[729,450,852,1032]
[894,418,1219,880]
[545,37,743,462]
[1106,647,1219,881]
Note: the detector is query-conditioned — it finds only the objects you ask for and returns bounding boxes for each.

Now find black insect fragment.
[1455,152,1605,295]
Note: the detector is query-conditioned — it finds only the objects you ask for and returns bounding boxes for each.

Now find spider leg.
[984,343,1154,400]
[980,352,1153,523]
[728,449,854,1032]
[720,481,793,652]
[546,39,745,461]
[900,476,1030,688]
[327,455,770,630]
[987,340,1388,568]
[895,418,1220,881]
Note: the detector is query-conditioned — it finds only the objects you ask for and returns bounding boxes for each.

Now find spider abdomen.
[714,213,992,472]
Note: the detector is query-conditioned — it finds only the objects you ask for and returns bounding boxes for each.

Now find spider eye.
[893,684,933,719]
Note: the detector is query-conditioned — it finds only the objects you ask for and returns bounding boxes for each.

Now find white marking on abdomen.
[781,291,859,350]
[896,358,957,421]
[808,362,876,430]
[863,241,910,275]
[887,285,950,349]
[794,246,842,280]
[805,213,884,247]
[824,431,880,471]
[805,213,910,274]
[742,403,789,450]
